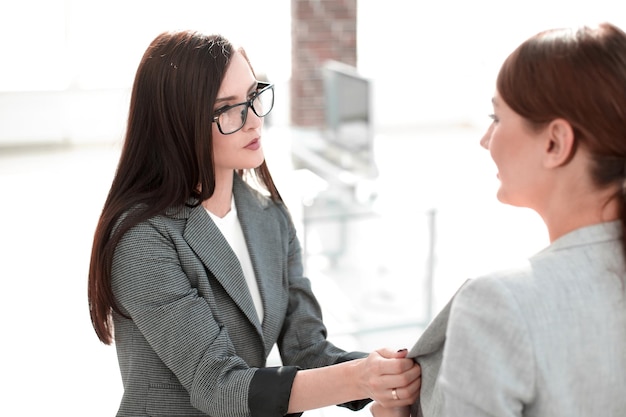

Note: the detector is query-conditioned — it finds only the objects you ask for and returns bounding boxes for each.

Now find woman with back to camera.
[371,21,626,417]
[88,30,421,417]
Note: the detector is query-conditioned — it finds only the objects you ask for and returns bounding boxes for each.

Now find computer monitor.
[322,60,376,178]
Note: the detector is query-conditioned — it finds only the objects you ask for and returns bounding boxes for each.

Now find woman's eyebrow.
[215,81,258,104]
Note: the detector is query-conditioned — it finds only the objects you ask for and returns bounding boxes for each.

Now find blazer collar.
[538,220,622,256]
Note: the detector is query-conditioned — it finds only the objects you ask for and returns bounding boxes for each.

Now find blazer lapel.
[180,198,263,336]
[233,175,285,355]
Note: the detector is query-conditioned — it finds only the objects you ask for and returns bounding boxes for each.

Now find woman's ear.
[543,119,576,168]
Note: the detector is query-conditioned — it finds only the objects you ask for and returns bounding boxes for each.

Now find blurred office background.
[0,1,623,415]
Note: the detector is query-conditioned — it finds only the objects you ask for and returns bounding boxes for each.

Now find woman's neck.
[541,187,620,242]
[202,169,234,218]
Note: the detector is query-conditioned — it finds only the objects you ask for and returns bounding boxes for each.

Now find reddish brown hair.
[497,22,626,265]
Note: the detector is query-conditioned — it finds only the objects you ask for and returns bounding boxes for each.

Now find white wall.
[0,0,293,146]
[0,88,130,147]
[1,1,626,145]
[357,1,626,130]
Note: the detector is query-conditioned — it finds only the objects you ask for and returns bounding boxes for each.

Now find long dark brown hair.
[497,22,626,264]
[88,31,282,344]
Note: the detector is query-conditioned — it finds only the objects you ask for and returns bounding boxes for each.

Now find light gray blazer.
[110,174,361,417]
[411,221,626,416]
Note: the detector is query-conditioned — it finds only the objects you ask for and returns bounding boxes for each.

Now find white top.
[206,197,264,323]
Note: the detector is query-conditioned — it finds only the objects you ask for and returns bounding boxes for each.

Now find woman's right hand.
[358,347,421,408]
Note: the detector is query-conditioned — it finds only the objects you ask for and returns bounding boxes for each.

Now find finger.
[386,358,421,379]
[376,347,408,359]
[404,362,421,381]
[378,357,418,375]
[372,364,422,394]
[395,348,408,359]
[394,376,422,407]
[374,386,417,408]
[395,376,421,405]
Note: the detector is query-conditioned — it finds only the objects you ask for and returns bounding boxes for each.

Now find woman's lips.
[245,138,260,150]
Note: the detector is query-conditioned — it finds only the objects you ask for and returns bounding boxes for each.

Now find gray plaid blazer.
[110,173,357,417]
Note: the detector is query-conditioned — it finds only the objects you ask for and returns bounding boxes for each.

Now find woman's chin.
[495,188,509,205]
[496,190,528,209]
[238,154,266,171]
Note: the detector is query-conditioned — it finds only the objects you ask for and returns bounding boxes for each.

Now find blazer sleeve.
[270,203,371,411]
[272,202,357,368]
[438,276,535,417]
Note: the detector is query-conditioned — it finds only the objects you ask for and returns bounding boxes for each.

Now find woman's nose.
[480,125,493,149]
[244,106,263,130]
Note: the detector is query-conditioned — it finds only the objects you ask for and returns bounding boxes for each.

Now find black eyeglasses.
[212,82,275,135]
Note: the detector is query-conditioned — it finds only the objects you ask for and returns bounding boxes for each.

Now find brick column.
[291,0,357,128]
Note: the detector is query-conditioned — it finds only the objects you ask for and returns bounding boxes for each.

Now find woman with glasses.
[88,30,421,417]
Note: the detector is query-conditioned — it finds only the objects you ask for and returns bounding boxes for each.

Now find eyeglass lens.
[218,86,274,134]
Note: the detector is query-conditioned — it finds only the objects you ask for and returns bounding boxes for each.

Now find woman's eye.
[214,105,230,115]
[488,113,499,123]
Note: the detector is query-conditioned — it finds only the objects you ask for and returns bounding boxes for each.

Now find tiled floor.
[0,125,548,416]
